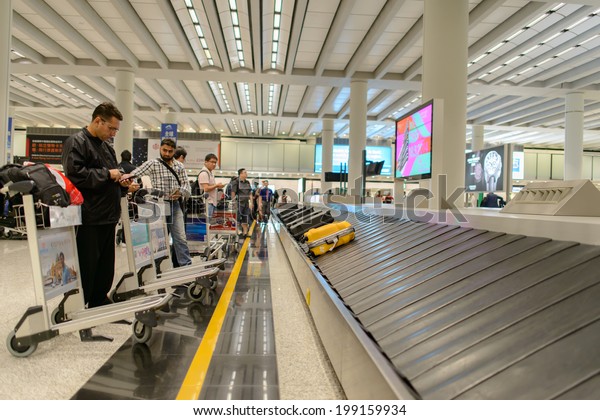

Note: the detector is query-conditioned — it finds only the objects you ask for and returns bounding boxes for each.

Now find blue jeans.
[165,200,192,266]
[207,203,216,219]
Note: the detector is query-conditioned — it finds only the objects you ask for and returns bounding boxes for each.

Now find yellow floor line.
[176,221,256,400]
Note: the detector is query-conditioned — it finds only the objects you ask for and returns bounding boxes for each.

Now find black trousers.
[76,223,117,308]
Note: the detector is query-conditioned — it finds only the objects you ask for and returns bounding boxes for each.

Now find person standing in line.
[118,149,137,174]
[251,181,260,220]
[130,138,192,267]
[61,102,132,309]
[197,153,224,219]
[257,179,272,223]
[231,168,253,238]
[117,149,140,196]
[174,146,187,164]
[172,145,189,267]
[278,189,289,207]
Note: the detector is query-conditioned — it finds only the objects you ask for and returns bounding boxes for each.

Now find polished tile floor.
[0,222,344,400]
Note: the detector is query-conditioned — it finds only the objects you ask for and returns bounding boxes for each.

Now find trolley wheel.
[209,276,218,290]
[187,283,208,302]
[132,320,152,344]
[201,289,216,306]
[51,307,65,325]
[202,247,211,260]
[6,330,37,357]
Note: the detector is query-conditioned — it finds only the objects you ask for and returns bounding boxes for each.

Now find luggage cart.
[110,197,223,304]
[5,181,170,357]
[212,197,240,256]
[185,194,229,260]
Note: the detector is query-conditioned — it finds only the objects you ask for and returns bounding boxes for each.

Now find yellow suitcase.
[304,221,355,256]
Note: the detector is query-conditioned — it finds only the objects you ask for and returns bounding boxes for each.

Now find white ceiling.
[9,0,600,149]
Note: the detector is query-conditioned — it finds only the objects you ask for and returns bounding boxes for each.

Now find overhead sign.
[160,123,178,143]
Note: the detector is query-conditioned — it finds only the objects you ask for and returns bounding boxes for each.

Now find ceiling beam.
[374,16,422,79]
[285,0,309,75]
[376,92,419,120]
[202,0,231,72]
[9,92,35,107]
[175,80,202,113]
[317,87,341,119]
[468,2,550,60]
[314,0,358,76]
[11,37,44,63]
[66,0,139,68]
[12,75,74,108]
[297,86,314,118]
[471,97,549,124]
[157,0,199,70]
[345,0,407,78]
[109,0,169,69]
[23,0,108,66]
[493,98,564,125]
[12,12,76,64]
[474,6,596,82]
[277,85,290,117]
[249,0,262,73]
[146,79,181,112]
[59,75,112,105]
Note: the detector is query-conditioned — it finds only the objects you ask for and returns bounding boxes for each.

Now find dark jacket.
[118,160,137,174]
[62,128,123,225]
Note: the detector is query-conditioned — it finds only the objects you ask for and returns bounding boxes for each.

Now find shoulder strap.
[156,158,181,186]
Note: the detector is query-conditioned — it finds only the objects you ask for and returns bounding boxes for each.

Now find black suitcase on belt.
[288,209,335,239]
[280,207,313,226]
[277,204,299,217]
[276,204,300,221]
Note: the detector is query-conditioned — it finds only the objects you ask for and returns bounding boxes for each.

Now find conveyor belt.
[277,209,600,399]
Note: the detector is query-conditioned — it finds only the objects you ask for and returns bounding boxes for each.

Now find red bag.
[25,163,84,205]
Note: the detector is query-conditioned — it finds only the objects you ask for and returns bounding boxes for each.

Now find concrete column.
[114,70,135,157]
[348,79,368,198]
[471,125,484,151]
[321,119,334,194]
[564,92,584,180]
[422,0,468,210]
[0,0,12,164]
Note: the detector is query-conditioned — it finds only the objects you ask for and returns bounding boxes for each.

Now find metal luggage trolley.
[5,181,170,357]
[110,196,223,304]
[211,195,240,255]
[185,194,231,260]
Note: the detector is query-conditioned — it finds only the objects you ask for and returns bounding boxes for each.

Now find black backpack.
[0,163,70,207]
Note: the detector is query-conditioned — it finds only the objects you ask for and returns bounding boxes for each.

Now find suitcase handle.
[325,236,339,251]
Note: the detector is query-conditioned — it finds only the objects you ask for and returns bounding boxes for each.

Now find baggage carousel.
[273,205,600,400]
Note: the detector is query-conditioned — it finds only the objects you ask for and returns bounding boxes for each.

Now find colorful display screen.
[395,101,433,180]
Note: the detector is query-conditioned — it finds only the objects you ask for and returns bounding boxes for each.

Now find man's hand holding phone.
[118,173,134,186]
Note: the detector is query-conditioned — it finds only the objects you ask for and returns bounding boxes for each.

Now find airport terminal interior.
[2,0,600,400]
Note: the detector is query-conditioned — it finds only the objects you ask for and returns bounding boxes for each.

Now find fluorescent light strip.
[187,1,213,66]
[229,0,245,67]
[271,0,282,69]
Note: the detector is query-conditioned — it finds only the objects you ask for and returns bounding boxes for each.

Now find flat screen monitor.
[465,144,506,192]
[394,100,433,180]
[512,150,525,180]
[314,144,392,175]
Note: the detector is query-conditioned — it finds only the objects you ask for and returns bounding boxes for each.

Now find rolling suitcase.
[303,221,355,256]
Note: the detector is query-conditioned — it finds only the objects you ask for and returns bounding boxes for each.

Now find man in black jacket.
[62,102,132,309]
